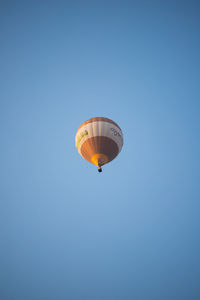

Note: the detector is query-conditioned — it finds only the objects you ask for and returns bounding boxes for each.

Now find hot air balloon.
[75,117,123,172]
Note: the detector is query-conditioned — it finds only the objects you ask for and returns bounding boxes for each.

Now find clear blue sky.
[1,1,200,299]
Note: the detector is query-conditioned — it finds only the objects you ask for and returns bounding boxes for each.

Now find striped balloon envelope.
[75,117,123,172]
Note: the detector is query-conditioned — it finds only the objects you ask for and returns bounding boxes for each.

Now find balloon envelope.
[75,117,123,170]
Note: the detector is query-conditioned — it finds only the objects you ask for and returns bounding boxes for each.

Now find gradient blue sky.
[1,1,200,299]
